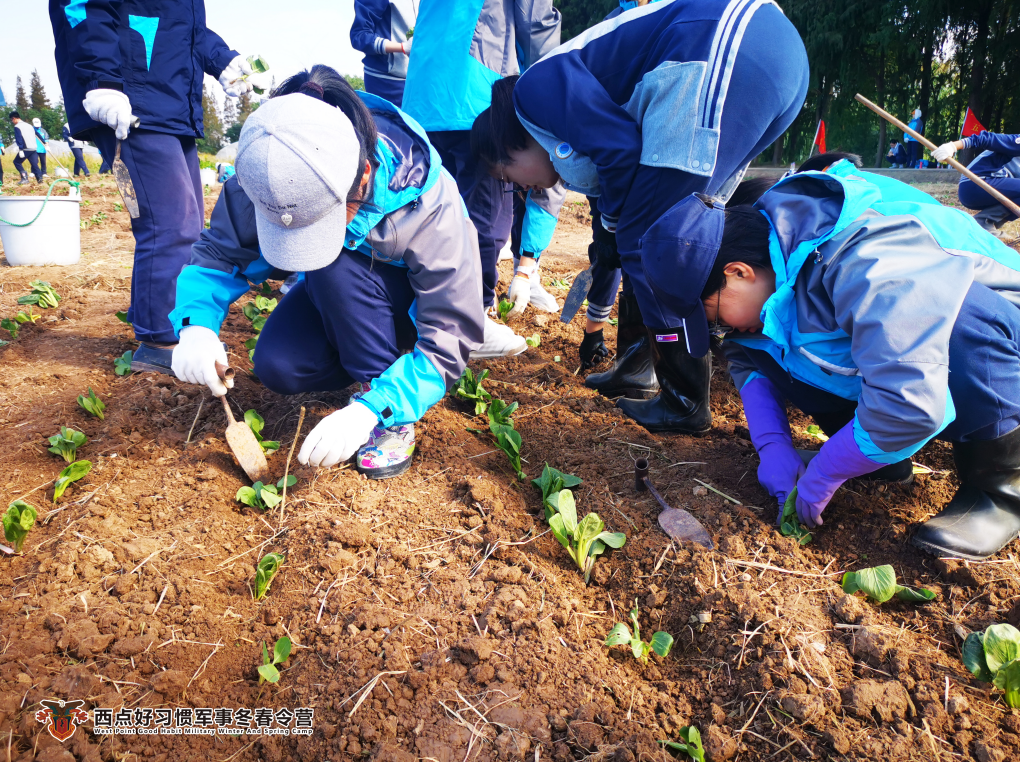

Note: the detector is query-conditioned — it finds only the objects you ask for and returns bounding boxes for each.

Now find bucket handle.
[0,179,82,228]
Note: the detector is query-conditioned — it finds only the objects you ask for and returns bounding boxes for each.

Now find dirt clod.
[842,680,911,723]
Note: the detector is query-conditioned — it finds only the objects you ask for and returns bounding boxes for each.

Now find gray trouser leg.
[974,204,1011,231]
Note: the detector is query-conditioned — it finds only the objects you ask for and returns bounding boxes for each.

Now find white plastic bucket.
[0,195,81,266]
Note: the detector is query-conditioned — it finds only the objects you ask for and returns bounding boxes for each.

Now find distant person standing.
[886,139,907,168]
[904,108,924,168]
[350,0,417,108]
[933,131,1020,237]
[32,118,50,176]
[9,112,42,184]
[49,0,259,371]
[62,122,90,177]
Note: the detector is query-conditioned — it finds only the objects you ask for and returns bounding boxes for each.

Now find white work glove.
[219,55,254,98]
[83,88,135,140]
[18,150,24,159]
[507,260,538,319]
[298,402,379,468]
[401,37,413,54]
[932,142,958,162]
[171,325,232,397]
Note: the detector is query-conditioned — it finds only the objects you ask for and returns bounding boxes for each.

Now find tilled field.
[1,176,1019,762]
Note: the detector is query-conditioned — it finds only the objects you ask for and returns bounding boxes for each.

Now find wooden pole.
[855,93,1020,219]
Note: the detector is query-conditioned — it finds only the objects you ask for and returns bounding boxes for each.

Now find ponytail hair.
[272,65,379,203]
[471,75,532,169]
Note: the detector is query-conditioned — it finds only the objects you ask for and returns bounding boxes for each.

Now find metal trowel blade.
[113,140,141,219]
[560,267,593,323]
[658,508,714,549]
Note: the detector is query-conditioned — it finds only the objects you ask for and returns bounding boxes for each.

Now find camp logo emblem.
[280,213,293,226]
[655,333,679,342]
[35,699,88,742]
[554,142,574,160]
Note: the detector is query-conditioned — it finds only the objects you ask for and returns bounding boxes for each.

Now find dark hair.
[8,111,20,120]
[700,206,773,300]
[471,76,532,169]
[726,177,776,207]
[273,65,378,203]
[796,151,862,174]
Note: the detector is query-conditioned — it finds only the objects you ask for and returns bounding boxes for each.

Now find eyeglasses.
[708,290,733,340]
[499,166,525,195]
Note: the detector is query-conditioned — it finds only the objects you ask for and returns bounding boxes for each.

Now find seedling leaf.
[525,334,541,347]
[842,565,897,604]
[605,601,671,663]
[597,531,627,549]
[48,426,87,463]
[963,631,994,682]
[660,726,706,762]
[277,475,297,490]
[244,409,280,453]
[779,487,812,545]
[497,299,514,322]
[3,500,37,553]
[254,552,285,600]
[0,318,18,339]
[894,584,937,603]
[236,486,259,509]
[114,350,133,375]
[77,388,106,420]
[53,460,92,502]
[18,280,61,309]
[452,368,493,416]
[273,636,292,663]
[993,659,1020,708]
[650,631,674,658]
[805,424,829,441]
[258,635,290,684]
[604,623,632,647]
[554,489,578,534]
[982,624,1020,674]
[115,310,129,324]
[257,663,280,683]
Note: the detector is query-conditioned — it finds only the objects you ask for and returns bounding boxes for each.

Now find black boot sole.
[910,532,1019,561]
[598,387,660,401]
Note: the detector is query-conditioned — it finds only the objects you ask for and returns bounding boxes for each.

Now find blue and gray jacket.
[723,160,1020,464]
[351,0,417,83]
[169,94,484,428]
[513,0,792,233]
[48,0,238,139]
[13,121,37,152]
[403,0,563,259]
[960,131,1020,182]
[903,115,923,143]
[34,127,49,154]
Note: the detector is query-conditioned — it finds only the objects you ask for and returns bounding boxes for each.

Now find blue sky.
[0,1,365,109]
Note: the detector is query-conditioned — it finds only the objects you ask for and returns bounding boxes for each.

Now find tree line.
[0,71,67,148]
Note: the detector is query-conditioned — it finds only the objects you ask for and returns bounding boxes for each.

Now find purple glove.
[796,421,884,528]
[740,377,806,519]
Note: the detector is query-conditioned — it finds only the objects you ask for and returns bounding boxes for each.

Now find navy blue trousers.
[70,147,90,176]
[737,283,1020,445]
[94,127,202,345]
[364,71,406,108]
[14,150,42,181]
[959,176,1020,220]
[429,129,512,308]
[254,250,417,395]
[586,195,627,316]
[615,4,808,333]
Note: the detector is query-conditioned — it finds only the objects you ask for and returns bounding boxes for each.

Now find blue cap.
[640,194,724,358]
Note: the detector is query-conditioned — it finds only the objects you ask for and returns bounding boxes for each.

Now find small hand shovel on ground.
[560,267,594,323]
[217,365,268,482]
[635,458,714,549]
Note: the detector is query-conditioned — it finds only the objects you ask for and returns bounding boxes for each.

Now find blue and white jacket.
[170,94,485,427]
[903,115,923,143]
[351,0,417,83]
[48,0,238,139]
[961,131,1020,182]
[724,161,1020,464]
[513,0,798,232]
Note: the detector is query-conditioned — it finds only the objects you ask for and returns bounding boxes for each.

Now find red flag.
[813,120,827,154]
[961,107,987,138]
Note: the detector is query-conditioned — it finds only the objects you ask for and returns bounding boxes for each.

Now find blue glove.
[796,421,884,528]
[740,377,805,519]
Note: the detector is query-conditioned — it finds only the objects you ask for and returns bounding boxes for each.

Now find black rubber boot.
[807,411,913,484]
[615,336,712,434]
[584,292,658,400]
[912,426,1020,560]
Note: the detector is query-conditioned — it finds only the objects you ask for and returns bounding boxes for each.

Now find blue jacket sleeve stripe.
[357,349,448,426]
[64,0,88,28]
[169,265,251,337]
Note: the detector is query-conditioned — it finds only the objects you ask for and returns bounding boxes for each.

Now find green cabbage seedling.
[254,552,285,600]
[841,564,936,604]
[497,299,515,322]
[15,307,39,324]
[659,726,705,762]
[453,368,493,415]
[525,334,541,347]
[53,461,92,502]
[77,388,106,420]
[488,399,525,480]
[547,489,626,583]
[3,501,37,553]
[245,55,271,94]
[114,351,133,376]
[963,624,1020,708]
[244,410,280,453]
[605,600,673,662]
[258,636,291,684]
[532,463,583,520]
[236,476,297,512]
[114,310,129,324]
[779,487,812,545]
[48,427,87,463]
[1,318,19,339]
[18,280,61,309]
[805,424,829,441]
[244,337,258,362]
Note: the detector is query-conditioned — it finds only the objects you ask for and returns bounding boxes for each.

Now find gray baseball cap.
[235,93,360,272]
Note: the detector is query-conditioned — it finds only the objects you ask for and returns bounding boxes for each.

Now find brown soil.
[1,176,1019,762]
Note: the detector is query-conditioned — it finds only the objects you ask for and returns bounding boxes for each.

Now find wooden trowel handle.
[215,362,235,382]
[220,394,236,423]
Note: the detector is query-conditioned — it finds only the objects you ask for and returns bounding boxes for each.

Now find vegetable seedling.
[244,410,280,454]
[53,461,92,502]
[3,501,37,553]
[608,317,619,327]
[47,426,87,463]
[258,636,291,684]
[18,280,61,309]
[779,488,812,545]
[532,463,583,520]
[236,476,297,512]
[659,727,706,762]
[605,600,674,662]
[77,388,106,420]
[962,623,1020,708]
[841,564,936,604]
[497,299,515,322]
[114,310,129,324]
[113,350,133,376]
[0,318,19,339]
[805,424,829,441]
[547,489,626,583]
[547,278,571,289]
[488,399,525,480]
[453,367,493,415]
[244,337,258,362]
[245,55,271,94]
[525,334,541,347]
[253,552,285,600]
[15,307,39,324]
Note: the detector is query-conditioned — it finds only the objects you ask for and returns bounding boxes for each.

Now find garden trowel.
[635,458,714,549]
[217,366,268,482]
[560,267,594,323]
[113,118,141,219]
